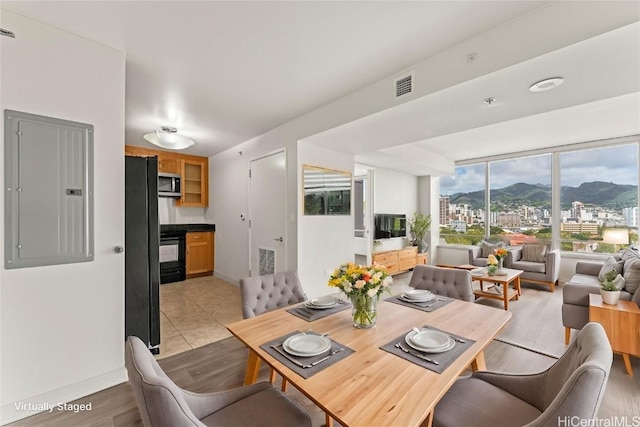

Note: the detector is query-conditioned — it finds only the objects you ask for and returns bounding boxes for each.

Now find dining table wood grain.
[227,297,511,427]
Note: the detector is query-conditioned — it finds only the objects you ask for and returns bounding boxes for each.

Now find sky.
[440,144,638,195]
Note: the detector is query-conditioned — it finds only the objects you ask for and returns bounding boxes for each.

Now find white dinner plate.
[283,334,331,357]
[399,293,434,303]
[403,289,433,299]
[304,300,338,309]
[310,295,339,306]
[405,330,455,353]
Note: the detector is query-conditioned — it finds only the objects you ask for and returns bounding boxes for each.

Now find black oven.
[159,230,186,283]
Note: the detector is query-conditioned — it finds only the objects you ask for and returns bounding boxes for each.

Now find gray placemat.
[260,331,355,379]
[380,325,475,374]
[385,295,453,312]
[286,301,351,321]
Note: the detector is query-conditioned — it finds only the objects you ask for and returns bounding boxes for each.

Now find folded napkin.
[286,300,351,321]
[385,295,453,313]
[260,331,354,379]
[380,325,475,374]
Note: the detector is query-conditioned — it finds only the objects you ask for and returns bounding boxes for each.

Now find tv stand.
[372,247,427,275]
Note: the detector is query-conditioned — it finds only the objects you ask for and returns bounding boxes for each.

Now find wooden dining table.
[227,296,511,427]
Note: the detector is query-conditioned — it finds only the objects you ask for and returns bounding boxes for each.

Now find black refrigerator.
[125,155,161,353]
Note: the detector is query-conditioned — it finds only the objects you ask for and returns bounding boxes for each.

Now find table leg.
[420,411,433,427]
[244,349,261,386]
[326,414,334,427]
[516,277,522,296]
[565,327,571,345]
[622,353,634,376]
[479,280,484,291]
[503,284,509,311]
[471,351,486,371]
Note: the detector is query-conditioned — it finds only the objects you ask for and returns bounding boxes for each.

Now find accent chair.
[408,265,474,301]
[507,245,560,292]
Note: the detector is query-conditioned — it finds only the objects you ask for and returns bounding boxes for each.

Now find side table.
[588,294,640,376]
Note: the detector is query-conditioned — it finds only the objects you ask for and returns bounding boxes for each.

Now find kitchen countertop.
[160,223,215,233]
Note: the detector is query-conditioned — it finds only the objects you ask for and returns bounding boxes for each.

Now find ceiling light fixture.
[529,77,564,92]
[143,126,195,150]
[484,97,496,105]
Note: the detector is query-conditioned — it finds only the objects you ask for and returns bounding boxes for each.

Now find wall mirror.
[303,164,352,215]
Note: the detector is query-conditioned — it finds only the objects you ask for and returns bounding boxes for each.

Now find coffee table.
[471,268,523,310]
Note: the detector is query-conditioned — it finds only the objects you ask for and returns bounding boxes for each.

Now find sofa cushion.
[480,241,504,258]
[619,248,639,263]
[522,244,547,263]
[598,257,623,282]
[511,260,546,274]
[622,258,640,294]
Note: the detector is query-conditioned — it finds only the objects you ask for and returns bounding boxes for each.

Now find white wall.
[297,141,355,298]
[158,197,205,224]
[0,12,126,423]
[372,168,417,253]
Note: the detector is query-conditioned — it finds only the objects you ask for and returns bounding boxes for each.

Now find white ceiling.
[2,1,640,174]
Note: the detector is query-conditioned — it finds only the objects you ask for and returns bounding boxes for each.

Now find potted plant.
[407,212,431,254]
[600,269,621,305]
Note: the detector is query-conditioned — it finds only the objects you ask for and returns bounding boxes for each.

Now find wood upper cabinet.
[124,145,209,207]
[186,231,214,277]
[177,158,208,207]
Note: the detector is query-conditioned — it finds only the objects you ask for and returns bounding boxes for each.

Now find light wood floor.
[9,272,640,426]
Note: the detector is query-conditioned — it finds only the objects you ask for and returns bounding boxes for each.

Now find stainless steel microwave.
[158,173,181,197]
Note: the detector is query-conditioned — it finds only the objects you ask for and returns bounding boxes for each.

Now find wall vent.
[258,247,275,276]
[394,72,414,98]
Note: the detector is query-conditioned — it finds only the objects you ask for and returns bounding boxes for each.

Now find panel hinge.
[249,219,251,228]
[249,169,252,178]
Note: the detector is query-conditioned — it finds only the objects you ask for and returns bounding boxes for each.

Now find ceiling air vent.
[394,72,414,98]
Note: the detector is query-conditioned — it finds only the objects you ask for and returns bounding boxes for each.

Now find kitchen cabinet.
[177,158,208,207]
[124,145,209,206]
[186,231,214,278]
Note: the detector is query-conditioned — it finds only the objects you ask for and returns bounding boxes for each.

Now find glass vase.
[350,293,378,328]
[496,257,507,275]
[487,264,498,276]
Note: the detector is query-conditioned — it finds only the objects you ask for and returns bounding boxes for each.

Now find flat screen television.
[374,214,407,239]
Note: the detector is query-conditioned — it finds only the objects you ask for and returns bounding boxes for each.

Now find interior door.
[249,150,286,276]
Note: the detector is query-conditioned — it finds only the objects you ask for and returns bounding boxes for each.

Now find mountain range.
[446,181,637,211]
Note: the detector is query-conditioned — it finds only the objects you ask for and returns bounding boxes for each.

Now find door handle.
[274,237,283,242]
[114,246,124,253]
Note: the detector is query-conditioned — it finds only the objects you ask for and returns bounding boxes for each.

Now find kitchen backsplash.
[158,197,205,225]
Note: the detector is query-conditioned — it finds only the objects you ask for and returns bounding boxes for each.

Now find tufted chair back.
[408,265,474,301]
[240,272,307,319]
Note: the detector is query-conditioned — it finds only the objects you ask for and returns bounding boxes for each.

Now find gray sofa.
[562,250,640,344]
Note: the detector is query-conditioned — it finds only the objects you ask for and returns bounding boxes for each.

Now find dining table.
[226,294,511,427]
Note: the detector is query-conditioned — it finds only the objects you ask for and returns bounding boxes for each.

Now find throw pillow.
[598,256,624,282]
[622,258,640,294]
[522,245,547,263]
[480,241,504,258]
[619,248,640,263]
[612,274,626,291]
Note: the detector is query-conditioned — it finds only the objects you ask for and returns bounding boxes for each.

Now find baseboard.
[1,367,127,425]
[214,271,239,286]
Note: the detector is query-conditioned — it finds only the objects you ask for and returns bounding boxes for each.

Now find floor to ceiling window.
[559,143,638,253]
[439,163,486,245]
[439,137,639,253]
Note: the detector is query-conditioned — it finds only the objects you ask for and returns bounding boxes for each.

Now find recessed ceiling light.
[484,97,496,105]
[529,77,564,92]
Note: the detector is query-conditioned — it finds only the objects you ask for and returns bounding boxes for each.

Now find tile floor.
[157,272,414,359]
[157,275,244,358]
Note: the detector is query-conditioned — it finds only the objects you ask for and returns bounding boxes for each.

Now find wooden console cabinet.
[186,231,214,278]
[589,293,640,376]
[125,145,209,207]
[372,247,427,275]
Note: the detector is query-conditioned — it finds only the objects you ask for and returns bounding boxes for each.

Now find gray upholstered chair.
[508,246,560,292]
[239,271,307,390]
[240,271,307,319]
[468,240,506,267]
[125,336,312,427]
[408,265,474,302]
[433,322,612,427]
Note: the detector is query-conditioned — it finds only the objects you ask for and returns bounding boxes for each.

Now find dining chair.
[240,271,307,389]
[408,265,474,301]
[432,322,612,427]
[125,336,312,427]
